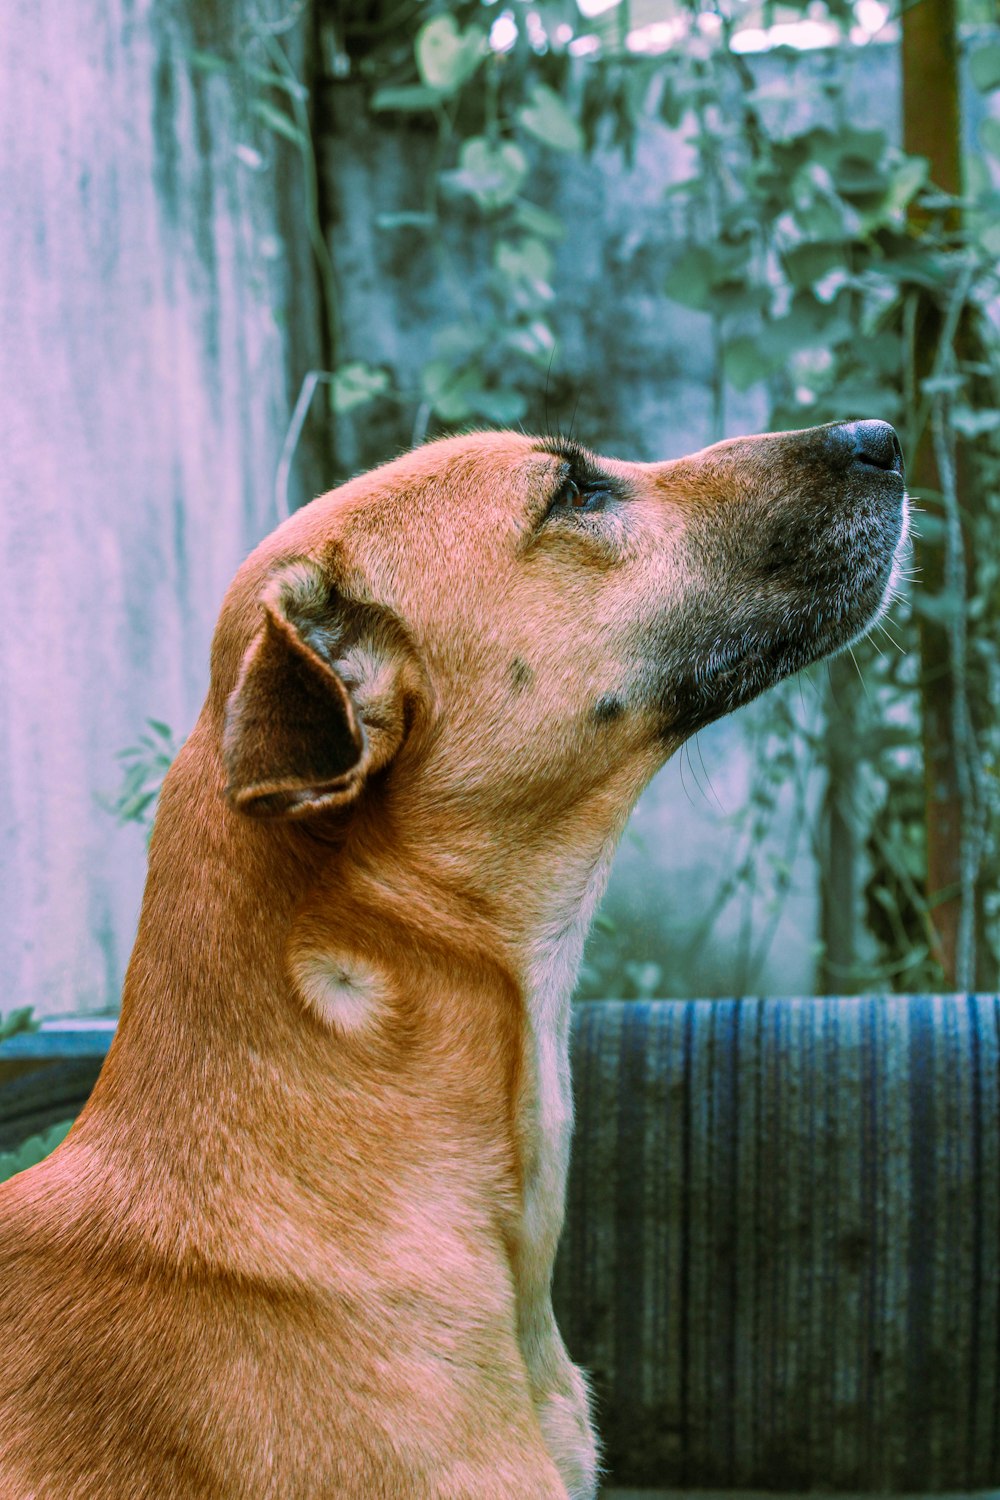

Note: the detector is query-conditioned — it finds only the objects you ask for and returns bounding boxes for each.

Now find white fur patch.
[515,841,617,1500]
[292,952,388,1036]
[522,840,617,1272]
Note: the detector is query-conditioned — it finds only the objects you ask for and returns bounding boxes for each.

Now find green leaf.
[970,42,1000,92]
[663,248,713,311]
[370,85,443,114]
[331,362,390,414]
[518,84,584,154]
[920,372,965,396]
[952,405,1000,439]
[433,323,485,363]
[912,512,947,544]
[244,65,309,101]
[782,240,845,290]
[119,763,148,799]
[250,99,307,150]
[911,591,966,625]
[117,791,157,823]
[0,1007,38,1043]
[658,78,685,129]
[188,50,232,76]
[980,118,1000,159]
[710,281,769,318]
[467,388,529,425]
[664,236,761,314]
[974,211,1000,258]
[884,155,929,217]
[872,238,954,290]
[495,236,553,288]
[504,320,555,362]
[513,200,565,241]
[724,336,769,391]
[421,360,481,422]
[444,137,528,211]
[833,155,885,198]
[839,126,888,164]
[0,1120,74,1185]
[792,194,846,241]
[375,211,436,231]
[761,295,851,357]
[415,15,484,94]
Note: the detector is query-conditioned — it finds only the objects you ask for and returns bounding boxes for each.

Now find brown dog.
[0,422,907,1499]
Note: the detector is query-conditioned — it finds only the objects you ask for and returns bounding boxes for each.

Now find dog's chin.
[656,474,917,744]
[657,500,910,741]
[819,487,910,663]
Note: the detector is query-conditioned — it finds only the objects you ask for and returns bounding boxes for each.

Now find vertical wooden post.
[819,657,861,994]
[901,0,965,986]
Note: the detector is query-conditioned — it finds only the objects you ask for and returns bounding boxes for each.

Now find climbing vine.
[116,0,1000,995]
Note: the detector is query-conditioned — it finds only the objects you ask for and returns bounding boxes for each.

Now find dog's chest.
[518,845,616,1288]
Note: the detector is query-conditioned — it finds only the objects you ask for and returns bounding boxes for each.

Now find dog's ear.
[223,561,422,819]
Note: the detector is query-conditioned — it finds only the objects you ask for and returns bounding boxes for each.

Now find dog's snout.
[840,419,904,477]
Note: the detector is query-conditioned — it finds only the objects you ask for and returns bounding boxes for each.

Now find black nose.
[843,419,904,476]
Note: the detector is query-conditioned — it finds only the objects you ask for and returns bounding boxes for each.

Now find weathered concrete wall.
[2,18,988,1013]
[0,0,326,1013]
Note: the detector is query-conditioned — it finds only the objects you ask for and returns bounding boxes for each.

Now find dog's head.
[217,422,907,829]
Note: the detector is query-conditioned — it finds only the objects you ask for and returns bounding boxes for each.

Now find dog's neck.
[71,723,627,1297]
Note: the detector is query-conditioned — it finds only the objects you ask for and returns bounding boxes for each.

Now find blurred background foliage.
[115,0,1000,997]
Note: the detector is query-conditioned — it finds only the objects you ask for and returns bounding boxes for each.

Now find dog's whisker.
[847,645,872,701]
[874,620,906,653]
[677,742,698,809]
[693,731,725,813]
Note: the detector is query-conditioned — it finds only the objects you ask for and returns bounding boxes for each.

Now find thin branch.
[275,370,336,519]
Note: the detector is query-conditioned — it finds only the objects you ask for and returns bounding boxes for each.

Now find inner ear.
[223,602,364,818]
[222,560,426,821]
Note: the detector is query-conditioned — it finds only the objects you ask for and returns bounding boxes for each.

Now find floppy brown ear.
[223,563,419,819]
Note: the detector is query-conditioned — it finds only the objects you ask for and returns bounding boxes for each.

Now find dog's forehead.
[233,432,647,628]
[378,431,571,507]
[343,431,637,511]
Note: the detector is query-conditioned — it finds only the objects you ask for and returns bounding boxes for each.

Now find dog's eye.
[551,476,607,515]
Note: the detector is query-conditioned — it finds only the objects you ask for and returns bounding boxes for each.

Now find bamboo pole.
[901,0,966,986]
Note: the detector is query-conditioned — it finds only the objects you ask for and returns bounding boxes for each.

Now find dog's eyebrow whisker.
[568,390,581,445]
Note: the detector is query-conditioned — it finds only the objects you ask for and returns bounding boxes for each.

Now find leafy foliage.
[0,1120,74,1185]
[335,0,999,991]
[644,17,1000,989]
[0,1008,38,1044]
[0,1008,72,1183]
[140,2,1000,995]
[102,719,181,838]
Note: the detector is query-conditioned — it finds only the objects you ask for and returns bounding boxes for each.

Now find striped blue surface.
[552,997,1000,1492]
[0,1019,117,1060]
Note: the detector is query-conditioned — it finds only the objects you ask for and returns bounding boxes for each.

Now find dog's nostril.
[845,419,904,475]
